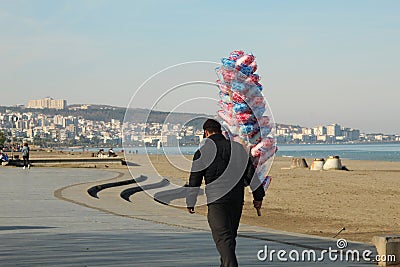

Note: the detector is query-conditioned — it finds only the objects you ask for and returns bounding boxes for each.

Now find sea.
[76,143,400,162]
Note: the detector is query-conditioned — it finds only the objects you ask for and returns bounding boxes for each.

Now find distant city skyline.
[2,106,398,149]
[1,1,399,134]
[0,98,397,136]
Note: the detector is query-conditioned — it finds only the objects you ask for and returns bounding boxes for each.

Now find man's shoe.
[23,166,26,170]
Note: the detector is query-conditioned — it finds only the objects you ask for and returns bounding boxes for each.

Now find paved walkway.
[0,168,376,266]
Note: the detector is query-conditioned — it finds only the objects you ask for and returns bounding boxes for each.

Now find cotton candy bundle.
[216,50,277,191]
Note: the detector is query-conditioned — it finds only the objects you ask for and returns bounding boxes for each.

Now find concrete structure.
[290,158,308,168]
[372,236,400,266]
[28,97,67,109]
[323,156,343,170]
[310,158,325,171]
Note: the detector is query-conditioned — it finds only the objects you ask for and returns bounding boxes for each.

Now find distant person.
[97,149,105,157]
[136,149,138,154]
[21,142,30,169]
[0,150,9,164]
[186,119,264,267]
[108,147,116,157]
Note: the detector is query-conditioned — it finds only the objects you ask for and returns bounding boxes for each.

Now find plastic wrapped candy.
[234,70,249,82]
[232,92,246,103]
[261,176,272,191]
[216,50,277,197]
[244,85,262,99]
[222,121,239,136]
[233,102,250,113]
[255,82,263,91]
[248,131,262,144]
[219,92,231,103]
[254,165,272,190]
[255,145,277,166]
[229,50,245,61]
[239,129,260,143]
[249,61,257,73]
[252,106,265,118]
[219,101,230,110]
[251,137,275,157]
[221,58,236,69]
[245,74,260,84]
[239,123,256,135]
[231,82,246,92]
[218,110,235,126]
[218,82,231,95]
[260,126,271,137]
[248,96,265,108]
[236,113,255,124]
[236,54,255,66]
[218,101,233,113]
[222,70,236,83]
[218,109,232,119]
[234,90,264,107]
[257,116,270,127]
[239,65,253,76]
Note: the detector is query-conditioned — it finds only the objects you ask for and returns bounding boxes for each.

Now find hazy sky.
[1,0,399,134]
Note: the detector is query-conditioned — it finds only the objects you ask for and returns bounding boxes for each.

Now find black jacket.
[186,133,265,207]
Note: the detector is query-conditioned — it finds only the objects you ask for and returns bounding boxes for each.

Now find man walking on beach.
[186,119,264,267]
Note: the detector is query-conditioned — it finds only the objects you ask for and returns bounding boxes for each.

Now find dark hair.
[203,119,222,133]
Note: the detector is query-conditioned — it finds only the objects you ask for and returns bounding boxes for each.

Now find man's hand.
[187,207,195,214]
[253,200,262,210]
[253,200,263,216]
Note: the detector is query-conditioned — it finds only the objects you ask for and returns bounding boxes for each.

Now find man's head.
[203,119,222,138]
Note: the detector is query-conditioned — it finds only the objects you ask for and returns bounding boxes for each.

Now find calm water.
[111,143,400,161]
[275,143,400,162]
[88,143,400,162]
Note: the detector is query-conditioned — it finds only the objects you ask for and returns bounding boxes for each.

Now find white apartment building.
[28,97,67,109]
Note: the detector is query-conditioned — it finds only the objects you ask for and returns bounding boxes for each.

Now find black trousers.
[207,201,243,267]
[23,156,29,167]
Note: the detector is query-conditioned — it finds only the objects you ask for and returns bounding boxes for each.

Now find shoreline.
[3,142,399,162]
[277,141,400,145]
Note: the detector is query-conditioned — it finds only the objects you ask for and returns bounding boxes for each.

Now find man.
[0,150,9,164]
[108,147,115,157]
[186,119,264,267]
[21,142,30,169]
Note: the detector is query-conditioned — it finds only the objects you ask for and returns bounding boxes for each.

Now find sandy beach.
[126,154,400,243]
[15,150,400,243]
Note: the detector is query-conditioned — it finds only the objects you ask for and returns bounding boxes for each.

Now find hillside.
[0,105,212,129]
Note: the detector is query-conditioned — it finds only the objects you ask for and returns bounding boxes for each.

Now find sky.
[0,0,399,134]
